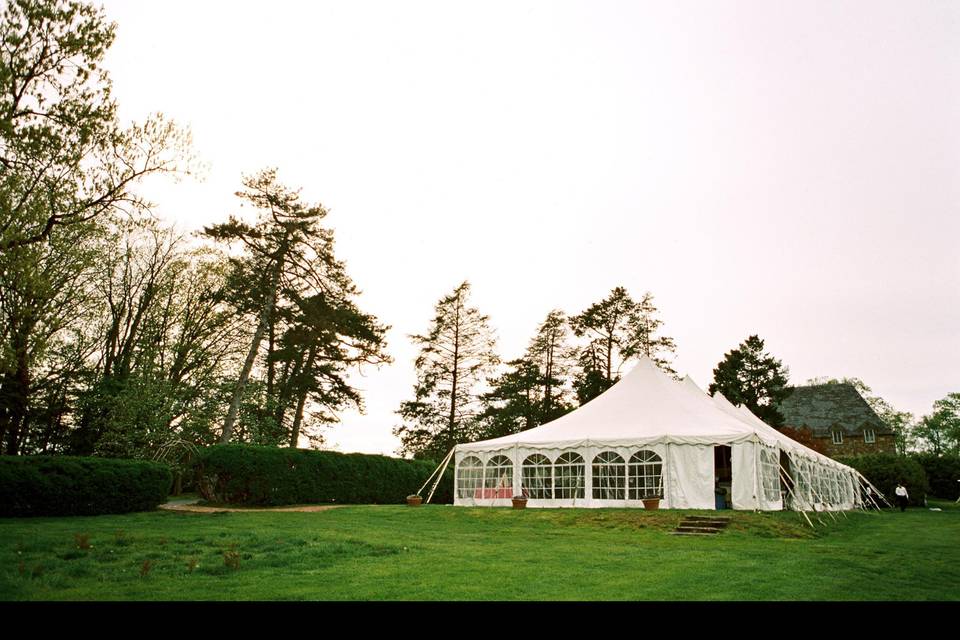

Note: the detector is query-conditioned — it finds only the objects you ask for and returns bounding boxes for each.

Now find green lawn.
[2,501,958,600]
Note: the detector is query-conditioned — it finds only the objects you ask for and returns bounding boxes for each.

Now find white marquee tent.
[448,357,879,511]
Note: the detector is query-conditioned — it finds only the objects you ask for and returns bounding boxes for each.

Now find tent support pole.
[856,474,889,511]
[778,464,814,529]
[808,476,839,522]
[416,448,452,496]
[855,476,881,511]
[858,473,894,509]
[426,447,455,504]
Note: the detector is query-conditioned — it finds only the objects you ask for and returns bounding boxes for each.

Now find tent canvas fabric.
[453,357,866,511]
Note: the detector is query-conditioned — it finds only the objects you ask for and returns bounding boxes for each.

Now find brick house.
[777,383,896,457]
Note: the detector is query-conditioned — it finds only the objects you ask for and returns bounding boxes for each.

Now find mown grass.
[1,500,958,600]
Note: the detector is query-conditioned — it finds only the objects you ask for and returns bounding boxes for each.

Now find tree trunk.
[448,298,461,450]
[3,323,33,455]
[221,268,280,444]
[288,347,317,448]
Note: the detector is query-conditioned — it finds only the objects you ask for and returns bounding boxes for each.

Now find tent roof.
[457,357,780,453]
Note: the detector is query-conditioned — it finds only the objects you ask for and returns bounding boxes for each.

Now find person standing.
[895,483,909,512]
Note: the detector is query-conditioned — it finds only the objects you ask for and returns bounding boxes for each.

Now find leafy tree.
[205,169,390,446]
[0,218,103,454]
[0,0,191,252]
[69,225,246,458]
[708,335,791,427]
[914,393,960,456]
[394,281,499,460]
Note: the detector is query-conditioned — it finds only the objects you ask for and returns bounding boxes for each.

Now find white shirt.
[895,486,908,497]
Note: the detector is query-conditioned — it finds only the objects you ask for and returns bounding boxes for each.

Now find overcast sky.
[99,0,959,455]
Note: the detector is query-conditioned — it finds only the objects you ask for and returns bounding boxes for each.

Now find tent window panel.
[483,455,513,499]
[521,454,553,499]
[554,452,585,499]
[592,451,626,500]
[457,456,484,499]
[628,450,663,500]
[760,448,780,503]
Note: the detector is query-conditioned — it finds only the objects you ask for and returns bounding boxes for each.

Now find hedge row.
[194,445,453,506]
[0,456,172,517]
[838,453,928,506]
[912,453,960,500]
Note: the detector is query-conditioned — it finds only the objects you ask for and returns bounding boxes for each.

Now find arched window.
[457,456,484,499]
[484,455,513,499]
[628,450,663,500]
[760,447,780,502]
[554,452,585,499]
[592,451,626,500]
[522,454,553,499]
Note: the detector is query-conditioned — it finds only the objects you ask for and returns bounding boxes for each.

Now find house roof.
[778,383,891,436]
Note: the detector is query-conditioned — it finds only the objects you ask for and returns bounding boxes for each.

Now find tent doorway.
[714,445,732,509]
[780,449,794,509]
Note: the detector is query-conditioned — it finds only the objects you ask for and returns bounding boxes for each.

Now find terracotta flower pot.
[642,498,661,511]
[406,495,423,507]
[512,496,528,510]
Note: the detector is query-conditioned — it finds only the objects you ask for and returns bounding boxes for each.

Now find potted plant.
[406,494,423,507]
[511,495,528,509]
[642,496,661,510]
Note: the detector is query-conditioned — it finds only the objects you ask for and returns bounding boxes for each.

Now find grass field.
[2,500,958,601]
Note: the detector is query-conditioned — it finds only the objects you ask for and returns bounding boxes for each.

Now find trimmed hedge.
[195,445,453,506]
[0,456,173,517]
[912,453,960,500]
[838,453,929,506]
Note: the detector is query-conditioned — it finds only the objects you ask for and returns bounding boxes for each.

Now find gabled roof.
[778,384,890,436]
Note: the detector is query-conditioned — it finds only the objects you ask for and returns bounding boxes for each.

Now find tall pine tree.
[708,335,790,427]
[394,282,499,460]
[205,169,390,445]
[570,287,677,404]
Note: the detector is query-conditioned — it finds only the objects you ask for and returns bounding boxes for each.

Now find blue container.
[715,492,726,510]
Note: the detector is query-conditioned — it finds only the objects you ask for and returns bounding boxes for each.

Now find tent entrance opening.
[714,445,732,509]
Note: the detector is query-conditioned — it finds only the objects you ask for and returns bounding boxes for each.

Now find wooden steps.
[670,515,731,536]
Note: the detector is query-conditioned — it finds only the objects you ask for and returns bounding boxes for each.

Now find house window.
[832,431,843,445]
[864,429,876,444]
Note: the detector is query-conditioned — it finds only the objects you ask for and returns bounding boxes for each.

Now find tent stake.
[426,447,455,504]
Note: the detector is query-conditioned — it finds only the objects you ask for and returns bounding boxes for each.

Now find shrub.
[0,456,172,517]
[838,453,929,506]
[194,444,454,506]
[911,453,960,500]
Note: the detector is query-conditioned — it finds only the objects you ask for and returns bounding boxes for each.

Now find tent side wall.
[454,442,756,510]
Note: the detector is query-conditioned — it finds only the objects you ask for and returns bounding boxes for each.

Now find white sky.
[99,0,960,455]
